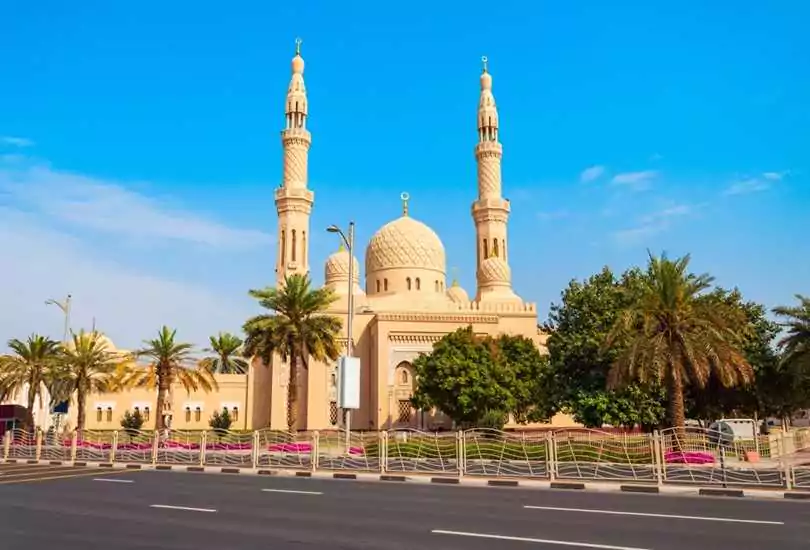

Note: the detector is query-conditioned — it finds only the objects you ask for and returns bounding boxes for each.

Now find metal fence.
[3,427,808,490]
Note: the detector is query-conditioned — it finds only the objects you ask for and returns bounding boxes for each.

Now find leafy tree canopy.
[411,327,553,427]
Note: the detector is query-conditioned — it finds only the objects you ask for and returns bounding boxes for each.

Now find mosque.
[264,41,561,431]
[2,43,577,434]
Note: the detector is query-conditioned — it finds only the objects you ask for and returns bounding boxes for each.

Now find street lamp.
[326,222,355,444]
[45,294,72,343]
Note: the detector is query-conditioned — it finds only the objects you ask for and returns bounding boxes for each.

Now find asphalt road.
[0,469,807,549]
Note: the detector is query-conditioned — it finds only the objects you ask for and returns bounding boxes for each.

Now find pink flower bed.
[664,451,715,464]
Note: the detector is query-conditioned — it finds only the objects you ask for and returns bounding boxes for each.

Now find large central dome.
[365,215,446,274]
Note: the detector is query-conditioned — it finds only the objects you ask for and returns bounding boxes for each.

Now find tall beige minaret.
[275,38,314,285]
[472,56,517,301]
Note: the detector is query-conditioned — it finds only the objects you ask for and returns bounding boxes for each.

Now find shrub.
[120,409,145,437]
[209,409,233,434]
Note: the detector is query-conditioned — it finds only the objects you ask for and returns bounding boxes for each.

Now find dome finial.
[481,55,488,74]
[295,37,302,56]
[337,240,345,252]
[400,191,410,217]
[451,266,460,286]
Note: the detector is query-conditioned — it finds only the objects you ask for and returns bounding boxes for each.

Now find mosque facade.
[262,44,558,431]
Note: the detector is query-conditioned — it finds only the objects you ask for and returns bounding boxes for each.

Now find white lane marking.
[261,488,323,495]
[93,478,134,483]
[150,505,217,513]
[432,530,649,549]
[523,505,784,525]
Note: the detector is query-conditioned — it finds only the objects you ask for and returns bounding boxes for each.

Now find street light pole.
[45,294,72,343]
[327,222,355,448]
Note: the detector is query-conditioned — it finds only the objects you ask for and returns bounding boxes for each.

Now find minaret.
[275,38,314,285]
[472,56,516,301]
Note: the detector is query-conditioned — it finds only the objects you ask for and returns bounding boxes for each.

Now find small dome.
[446,280,469,304]
[478,256,511,286]
[292,54,304,74]
[325,246,360,285]
[365,216,445,275]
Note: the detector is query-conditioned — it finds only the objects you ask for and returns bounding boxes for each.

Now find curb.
[2,459,808,500]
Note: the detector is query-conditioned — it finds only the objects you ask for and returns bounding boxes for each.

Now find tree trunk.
[287,355,299,434]
[76,387,86,434]
[668,369,687,432]
[155,367,169,431]
[25,374,37,432]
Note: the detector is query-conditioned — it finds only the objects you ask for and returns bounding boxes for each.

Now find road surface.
[0,467,807,549]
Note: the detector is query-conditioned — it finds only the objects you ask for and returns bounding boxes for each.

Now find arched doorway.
[393,361,419,428]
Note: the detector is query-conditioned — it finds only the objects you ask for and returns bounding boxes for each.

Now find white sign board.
[337,356,361,410]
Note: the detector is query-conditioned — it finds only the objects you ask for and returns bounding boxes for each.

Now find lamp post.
[45,294,72,343]
[44,294,71,434]
[326,222,355,447]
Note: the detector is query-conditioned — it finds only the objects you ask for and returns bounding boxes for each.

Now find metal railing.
[3,427,807,490]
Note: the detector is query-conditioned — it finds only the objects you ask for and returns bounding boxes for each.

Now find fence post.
[653,430,664,486]
[251,430,260,469]
[380,431,387,474]
[151,430,159,465]
[199,431,207,467]
[456,430,465,478]
[70,430,78,462]
[2,431,9,460]
[35,429,42,461]
[546,431,556,482]
[311,431,319,473]
[110,431,118,463]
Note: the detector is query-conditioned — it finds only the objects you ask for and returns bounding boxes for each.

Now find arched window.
[415,278,421,290]
[185,407,191,423]
[194,407,202,422]
[384,279,389,291]
[434,280,439,292]
[376,280,381,292]
[232,407,239,422]
[144,407,151,422]
[280,230,286,263]
[493,239,499,257]
[330,373,337,387]
[291,230,297,262]
[406,277,412,290]
[401,370,409,384]
[106,407,112,422]
[483,239,489,259]
[96,407,102,422]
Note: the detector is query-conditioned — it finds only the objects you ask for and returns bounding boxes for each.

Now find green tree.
[772,295,810,422]
[0,335,61,429]
[120,409,145,437]
[123,326,218,430]
[606,252,753,429]
[51,330,132,432]
[410,327,553,427]
[544,266,667,429]
[200,332,249,374]
[243,274,342,432]
[209,408,233,434]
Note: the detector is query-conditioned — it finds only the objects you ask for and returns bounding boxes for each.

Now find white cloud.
[0,157,272,352]
[1,136,34,148]
[610,170,659,190]
[723,171,788,196]
[612,203,694,246]
[579,165,605,183]
[0,163,273,249]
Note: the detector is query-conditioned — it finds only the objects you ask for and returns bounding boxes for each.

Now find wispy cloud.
[1,136,34,148]
[612,203,695,246]
[723,171,788,196]
[0,162,273,249]
[0,155,270,350]
[537,210,569,221]
[649,153,663,162]
[610,170,658,191]
[580,165,606,183]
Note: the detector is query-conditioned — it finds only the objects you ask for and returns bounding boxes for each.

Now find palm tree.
[200,332,249,374]
[604,252,753,429]
[50,330,132,433]
[123,326,218,430]
[243,274,342,432]
[774,294,810,370]
[0,335,61,430]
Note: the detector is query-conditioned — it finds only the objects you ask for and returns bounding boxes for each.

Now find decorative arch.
[393,361,416,426]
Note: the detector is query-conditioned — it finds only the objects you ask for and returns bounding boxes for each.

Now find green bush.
[120,410,145,437]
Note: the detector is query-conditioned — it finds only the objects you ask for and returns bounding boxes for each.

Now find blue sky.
[1,1,808,350]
